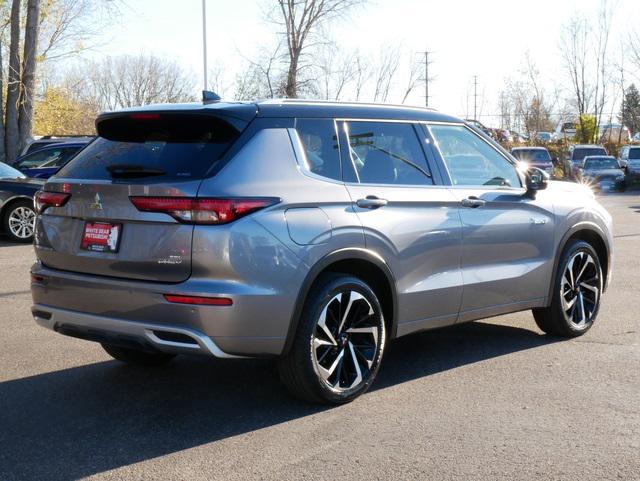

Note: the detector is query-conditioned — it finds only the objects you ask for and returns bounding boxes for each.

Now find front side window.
[344,121,432,185]
[295,118,341,181]
[429,124,521,188]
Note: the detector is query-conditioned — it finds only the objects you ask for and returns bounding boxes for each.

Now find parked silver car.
[31,99,613,404]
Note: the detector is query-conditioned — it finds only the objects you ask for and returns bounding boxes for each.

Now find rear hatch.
[35,107,255,282]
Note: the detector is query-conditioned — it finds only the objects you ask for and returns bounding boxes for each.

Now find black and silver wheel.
[533,240,603,337]
[101,343,176,366]
[278,274,386,404]
[3,199,36,243]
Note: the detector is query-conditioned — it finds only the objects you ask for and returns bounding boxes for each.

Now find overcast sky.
[90,0,640,127]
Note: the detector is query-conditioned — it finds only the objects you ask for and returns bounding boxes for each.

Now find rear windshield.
[511,149,551,162]
[629,148,640,160]
[572,148,606,162]
[57,114,240,181]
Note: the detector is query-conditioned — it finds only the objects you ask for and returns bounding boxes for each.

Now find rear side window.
[58,114,240,181]
[344,121,433,185]
[295,118,341,181]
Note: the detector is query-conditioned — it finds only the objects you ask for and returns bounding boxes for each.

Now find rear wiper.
[106,164,165,178]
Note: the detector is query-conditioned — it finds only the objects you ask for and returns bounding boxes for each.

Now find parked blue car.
[16,141,90,179]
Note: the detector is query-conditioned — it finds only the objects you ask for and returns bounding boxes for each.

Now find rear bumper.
[32,305,243,358]
[30,262,301,357]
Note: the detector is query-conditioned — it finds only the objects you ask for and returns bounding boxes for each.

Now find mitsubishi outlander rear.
[31,99,613,404]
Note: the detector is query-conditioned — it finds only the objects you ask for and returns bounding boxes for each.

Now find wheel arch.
[548,222,611,301]
[282,248,397,356]
[1,195,35,220]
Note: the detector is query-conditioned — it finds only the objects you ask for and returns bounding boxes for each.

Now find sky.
[86,0,640,127]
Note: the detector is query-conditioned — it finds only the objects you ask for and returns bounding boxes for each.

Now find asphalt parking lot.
[1,193,639,481]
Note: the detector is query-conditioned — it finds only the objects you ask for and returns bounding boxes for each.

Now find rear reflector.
[34,191,71,214]
[130,196,279,224]
[164,294,233,306]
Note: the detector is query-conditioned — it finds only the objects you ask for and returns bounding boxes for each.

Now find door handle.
[460,196,486,208]
[356,196,388,209]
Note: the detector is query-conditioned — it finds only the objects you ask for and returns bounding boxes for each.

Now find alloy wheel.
[560,251,601,328]
[311,290,384,392]
[8,206,36,240]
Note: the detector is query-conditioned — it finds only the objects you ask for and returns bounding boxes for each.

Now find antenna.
[202,90,221,104]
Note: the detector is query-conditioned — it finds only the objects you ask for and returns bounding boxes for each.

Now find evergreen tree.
[620,84,640,135]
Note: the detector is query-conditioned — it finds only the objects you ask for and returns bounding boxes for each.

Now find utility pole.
[417,50,432,107]
[473,75,478,121]
[424,51,430,107]
[202,0,208,91]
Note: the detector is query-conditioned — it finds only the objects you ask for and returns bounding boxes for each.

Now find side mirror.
[525,167,549,199]
[552,157,558,165]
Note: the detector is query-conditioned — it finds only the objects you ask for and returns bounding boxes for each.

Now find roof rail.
[259,98,438,111]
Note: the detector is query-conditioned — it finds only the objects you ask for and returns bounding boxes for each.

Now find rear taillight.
[34,191,71,214]
[164,294,233,306]
[129,197,279,224]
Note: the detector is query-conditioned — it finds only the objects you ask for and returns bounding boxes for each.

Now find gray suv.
[31,99,613,404]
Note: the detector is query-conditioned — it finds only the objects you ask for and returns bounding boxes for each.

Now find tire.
[533,240,603,337]
[3,199,36,243]
[101,343,176,366]
[278,274,387,404]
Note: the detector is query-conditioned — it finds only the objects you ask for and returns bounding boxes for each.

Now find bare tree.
[87,54,196,110]
[630,32,640,78]
[372,46,400,103]
[240,43,284,99]
[18,0,42,147]
[503,54,555,136]
[560,1,614,139]
[38,0,123,61]
[401,56,422,104]
[0,34,5,162]
[274,0,365,98]
[5,0,21,162]
[352,55,371,101]
[561,16,591,119]
[313,41,359,101]
[592,0,613,133]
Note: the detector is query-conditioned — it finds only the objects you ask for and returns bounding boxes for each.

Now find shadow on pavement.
[0,321,557,481]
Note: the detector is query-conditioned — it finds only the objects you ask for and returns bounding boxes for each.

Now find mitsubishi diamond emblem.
[90,193,103,210]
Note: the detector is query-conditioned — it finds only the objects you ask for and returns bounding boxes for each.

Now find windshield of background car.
[512,149,551,162]
[573,148,607,162]
[584,158,619,170]
[0,162,25,179]
[628,148,640,160]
